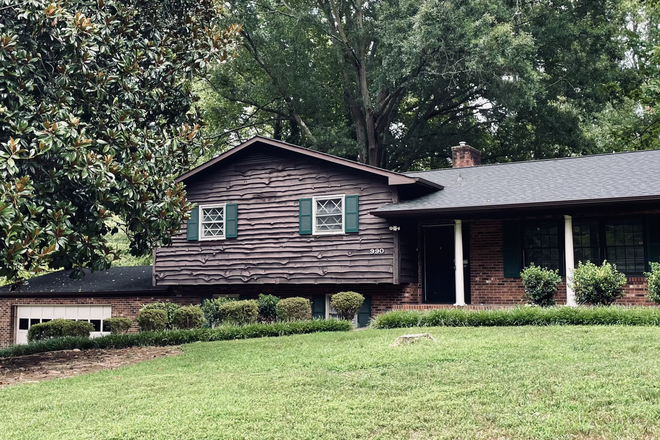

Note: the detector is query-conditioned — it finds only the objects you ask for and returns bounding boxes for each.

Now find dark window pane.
[90,320,101,332]
[30,318,40,327]
[42,319,51,323]
[19,318,29,330]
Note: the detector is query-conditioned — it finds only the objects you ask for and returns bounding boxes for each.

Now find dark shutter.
[187,206,199,241]
[647,217,660,271]
[238,294,251,301]
[311,295,325,319]
[357,295,371,328]
[225,203,238,238]
[345,195,359,233]
[200,294,213,306]
[502,220,521,278]
[299,198,313,235]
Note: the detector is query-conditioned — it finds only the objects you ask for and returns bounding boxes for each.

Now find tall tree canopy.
[0,0,240,282]
[203,0,651,169]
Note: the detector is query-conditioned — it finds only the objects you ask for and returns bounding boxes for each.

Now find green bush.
[257,294,280,322]
[27,319,95,342]
[276,297,311,321]
[103,317,132,334]
[572,261,627,306]
[330,291,364,320]
[201,297,234,328]
[646,262,660,304]
[218,300,259,325]
[520,264,562,307]
[137,309,167,332]
[171,305,205,329]
[0,319,352,358]
[140,302,181,329]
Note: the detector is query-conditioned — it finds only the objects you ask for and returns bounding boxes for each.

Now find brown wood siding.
[155,148,397,285]
[398,223,419,284]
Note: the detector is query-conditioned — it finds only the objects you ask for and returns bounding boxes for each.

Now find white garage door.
[15,305,113,345]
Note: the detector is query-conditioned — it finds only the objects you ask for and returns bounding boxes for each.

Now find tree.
[203,0,646,169]
[0,0,241,283]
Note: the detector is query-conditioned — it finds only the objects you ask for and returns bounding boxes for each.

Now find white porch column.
[454,220,466,306]
[564,215,577,306]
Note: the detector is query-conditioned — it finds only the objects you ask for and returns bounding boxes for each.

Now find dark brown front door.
[424,226,455,303]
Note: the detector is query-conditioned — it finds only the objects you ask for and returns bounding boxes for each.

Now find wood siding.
[398,223,419,284]
[155,147,398,285]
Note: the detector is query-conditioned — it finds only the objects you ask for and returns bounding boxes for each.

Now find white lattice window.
[199,204,226,240]
[313,195,344,235]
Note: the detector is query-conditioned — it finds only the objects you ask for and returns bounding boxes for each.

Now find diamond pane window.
[313,196,344,234]
[200,204,225,240]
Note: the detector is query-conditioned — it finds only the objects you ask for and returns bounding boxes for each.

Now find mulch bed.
[0,346,181,388]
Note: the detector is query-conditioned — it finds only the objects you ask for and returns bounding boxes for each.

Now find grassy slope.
[2,326,660,439]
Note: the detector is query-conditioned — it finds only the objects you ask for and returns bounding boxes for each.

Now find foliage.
[217,300,259,325]
[0,319,352,358]
[140,302,181,329]
[371,306,660,329]
[276,297,312,321]
[0,0,241,283]
[572,261,627,306]
[136,309,167,333]
[171,306,205,330]
[204,0,647,169]
[201,297,234,328]
[520,264,562,307]
[645,261,660,304]
[103,317,132,335]
[330,291,364,320]
[27,319,94,342]
[257,294,280,322]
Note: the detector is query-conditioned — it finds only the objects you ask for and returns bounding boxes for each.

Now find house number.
[370,248,385,254]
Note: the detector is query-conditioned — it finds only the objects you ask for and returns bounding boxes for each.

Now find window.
[199,204,226,240]
[313,195,344,234]
[523,221,562,272]
[573,218,645,274]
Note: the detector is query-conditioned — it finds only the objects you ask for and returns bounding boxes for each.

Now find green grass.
[3,326,660,439]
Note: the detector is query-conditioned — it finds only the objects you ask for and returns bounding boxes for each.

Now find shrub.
[140,302,181,329]
[257,294,280,322]
[572,261,626,306]
[0,319,353,358]
[218,300,259,325]
[276,297,311,321]
[103,317,132,334]
[330,291,364,320]
[27,319,95,342]
[646,262,660,304]
[137,309,167,332]
[171,306,205,329]
[370,306,660,329]
[520,264,562,307]
[201,297,235,328]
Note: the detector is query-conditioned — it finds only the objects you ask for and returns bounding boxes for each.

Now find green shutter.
[357,295,371,328]
[345,195,359,233]
[502,220,521,278]
[647,217,660,271]
[299,198,313,235]
[225,203,238,238]
[311,295,325,319]
[187,206,199,241]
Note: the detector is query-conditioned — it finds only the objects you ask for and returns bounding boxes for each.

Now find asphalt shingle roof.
[375,149,660,215]
[0,266,165,294]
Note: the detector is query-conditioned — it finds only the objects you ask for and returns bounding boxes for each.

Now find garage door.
[15,305,113,345]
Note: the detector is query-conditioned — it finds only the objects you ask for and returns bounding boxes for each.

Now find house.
[1,136,659,346]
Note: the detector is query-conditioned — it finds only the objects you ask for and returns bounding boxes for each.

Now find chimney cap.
[459,141,466,146]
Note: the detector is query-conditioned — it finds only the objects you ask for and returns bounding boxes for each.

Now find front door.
[424,226,456,303]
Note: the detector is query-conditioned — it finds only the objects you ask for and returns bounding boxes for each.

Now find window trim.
[521,219,565,276]
[198,203,227,241]
[312,195,346,236]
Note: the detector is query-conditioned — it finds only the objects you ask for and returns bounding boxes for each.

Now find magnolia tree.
[0,0,240,282]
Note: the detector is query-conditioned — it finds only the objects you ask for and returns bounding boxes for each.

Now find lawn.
[3,326,660,439]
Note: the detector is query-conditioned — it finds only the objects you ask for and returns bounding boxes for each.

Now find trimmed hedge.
[331,291,364,320]
[103,317,132,334]
[137,309,167,332]
[277,297,311,321]
[0,319,352,358]
[218,300,259,325]
[171,306,205,329]
[371,306,660,329]
[27,319,95,342]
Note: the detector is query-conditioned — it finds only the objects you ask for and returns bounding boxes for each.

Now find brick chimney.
[451,142,481,168]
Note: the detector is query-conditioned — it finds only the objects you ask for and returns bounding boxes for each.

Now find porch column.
[564,215,577,306]
[454,220,466,306]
